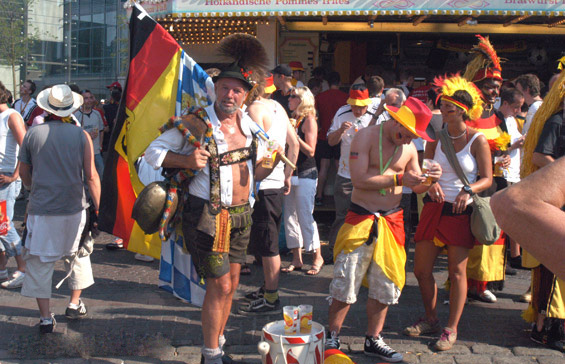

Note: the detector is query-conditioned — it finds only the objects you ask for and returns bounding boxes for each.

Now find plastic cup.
[283,306,298,335]
[298,304,313,334]
[494,156,505,177]
[422,159,436,186]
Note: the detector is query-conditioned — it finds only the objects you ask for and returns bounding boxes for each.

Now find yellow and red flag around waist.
[333,209,406,290]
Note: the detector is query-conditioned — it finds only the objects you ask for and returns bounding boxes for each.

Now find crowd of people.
[1,31,564,364]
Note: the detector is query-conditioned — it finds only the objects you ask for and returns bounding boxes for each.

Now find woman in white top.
[281,87,323,275]
[403,75,492,351]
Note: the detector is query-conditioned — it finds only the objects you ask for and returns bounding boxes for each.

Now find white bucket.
[258,320,325,364]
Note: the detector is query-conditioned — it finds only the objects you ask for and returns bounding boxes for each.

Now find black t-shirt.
[534,112,565,159]
[271,90,291,117]
[102,103,119,152]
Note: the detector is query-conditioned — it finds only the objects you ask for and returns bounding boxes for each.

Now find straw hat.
[385,97,436,142]
[36,84,83,117]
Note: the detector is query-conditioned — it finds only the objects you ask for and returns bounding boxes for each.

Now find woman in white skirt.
[281,87,323,275]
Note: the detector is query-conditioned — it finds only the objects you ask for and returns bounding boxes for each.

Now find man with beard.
[145,34,280,364]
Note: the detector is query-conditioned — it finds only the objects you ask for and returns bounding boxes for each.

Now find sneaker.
[134,253,154,262]
[364,335,403,362]
[238,298,281,315]
[530,324,546,345]
[0,269,8,282]
[65,299,88,319]
[325,330,341,350]
[479,289,497,303]
[403,318,441,337]
[434,328,457,351]
[531,322,565,352]
[39,313,56,334]
[244,286,265,301]
[106,237,124,250]
[1,270,25,289]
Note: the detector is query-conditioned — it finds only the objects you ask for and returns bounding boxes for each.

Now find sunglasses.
[289,94,300,99]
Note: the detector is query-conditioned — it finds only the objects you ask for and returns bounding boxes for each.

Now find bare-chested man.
[145,69,281,364]
[325,97,442,362]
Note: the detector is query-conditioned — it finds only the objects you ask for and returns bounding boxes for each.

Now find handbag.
[438,129,501,245]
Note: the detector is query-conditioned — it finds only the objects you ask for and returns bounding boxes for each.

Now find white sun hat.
[36,84,83,117]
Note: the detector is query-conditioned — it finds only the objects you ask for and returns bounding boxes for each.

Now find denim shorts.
[0,178,22,257]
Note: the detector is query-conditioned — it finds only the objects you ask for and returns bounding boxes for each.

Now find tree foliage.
[0,0,37,96]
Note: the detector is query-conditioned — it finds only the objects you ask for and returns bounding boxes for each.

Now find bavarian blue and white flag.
[176,50,215,116]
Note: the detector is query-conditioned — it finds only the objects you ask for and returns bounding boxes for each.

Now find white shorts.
[21,251,94,299]
[329,242,401,305]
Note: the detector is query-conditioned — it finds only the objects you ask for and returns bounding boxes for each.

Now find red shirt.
[315,89,348,140]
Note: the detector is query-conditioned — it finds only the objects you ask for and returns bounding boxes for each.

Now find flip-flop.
[281,264,303,273]
[306,263,324,275]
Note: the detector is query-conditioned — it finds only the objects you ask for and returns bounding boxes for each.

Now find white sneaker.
[134,253,154,262]
[479,289,497,303]
[1,270,25,289]
[0,269,8,281]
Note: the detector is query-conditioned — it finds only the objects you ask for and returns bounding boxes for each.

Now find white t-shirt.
[76,108,105,154]
[327,103,378,179]
[522,100,542,135]
[505,116,522,183]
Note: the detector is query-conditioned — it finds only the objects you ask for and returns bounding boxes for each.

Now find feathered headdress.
[521,57,565,178]
[434,74,484,121]
[215,33,268,90]
[463,35,502,83]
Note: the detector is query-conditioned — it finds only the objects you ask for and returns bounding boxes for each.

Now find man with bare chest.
[145,35,279,364]
[325,98,441,362]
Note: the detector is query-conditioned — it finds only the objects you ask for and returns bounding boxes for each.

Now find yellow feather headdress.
[433,74,484,121]
[463,35,503,83]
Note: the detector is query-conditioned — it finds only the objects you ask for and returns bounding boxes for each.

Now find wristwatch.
[462,185,473,195]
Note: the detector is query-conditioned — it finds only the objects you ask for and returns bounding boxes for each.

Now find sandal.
[281,264,303,273]
[240,264,251,276]
[306,263,324,275]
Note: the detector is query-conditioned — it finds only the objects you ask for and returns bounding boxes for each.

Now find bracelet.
[393,173,404,187]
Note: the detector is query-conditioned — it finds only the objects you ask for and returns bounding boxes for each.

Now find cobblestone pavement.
[1,203,564,363]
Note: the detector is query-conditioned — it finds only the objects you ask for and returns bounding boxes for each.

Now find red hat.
[106,81,122,90]
[289,61,305,71]
[346,88,371,107]
[385,97,436,142]
[472,67,503,82]
[264,73,276,94]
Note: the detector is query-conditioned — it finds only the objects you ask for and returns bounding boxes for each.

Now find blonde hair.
[293,86,316,119]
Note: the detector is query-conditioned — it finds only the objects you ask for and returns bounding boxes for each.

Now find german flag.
[99,4,212,258]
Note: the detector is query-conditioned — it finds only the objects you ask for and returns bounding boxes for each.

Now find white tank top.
[0,109,21,173]
[255,100,288,190]
[434,132,482,204]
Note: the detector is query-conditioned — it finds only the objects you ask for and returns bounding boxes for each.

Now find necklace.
[223,122,236,134]
[447,127,467,140]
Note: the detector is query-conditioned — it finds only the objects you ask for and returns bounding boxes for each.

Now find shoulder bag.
[438,129,501,245]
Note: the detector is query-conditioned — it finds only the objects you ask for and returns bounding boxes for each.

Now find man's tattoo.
[350,151,359,159]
